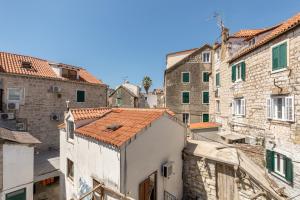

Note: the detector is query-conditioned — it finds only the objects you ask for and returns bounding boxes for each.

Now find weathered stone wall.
[0,74,107,151]
[209,26,300,196]
[110,87,136,108]
[165,48,211,123]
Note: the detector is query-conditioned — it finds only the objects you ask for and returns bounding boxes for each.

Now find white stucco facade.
[1,144,34,200]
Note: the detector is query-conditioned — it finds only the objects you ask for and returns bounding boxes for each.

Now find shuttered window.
[272,42,287,71]
[232,62,246,82]
[232,98,245,116]
[202,114,209,122]
[182,92,190,104]
[203,72,209,82]
[216,73,220,86]
[202,91,209,104]
[232,65,236,82]
[77,90,85,102]
[266,150,293,183]
[266,96,294,121]
[182,72,190,83]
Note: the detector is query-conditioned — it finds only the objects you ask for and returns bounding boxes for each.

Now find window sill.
[271,67,288,74]
[202,103,209,105]
[267,119,294,125]
[181,103,190,105]
[270,171,291,185]
[233,115,245,118]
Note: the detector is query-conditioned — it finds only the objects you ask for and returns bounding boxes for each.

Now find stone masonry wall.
[210,26,300,197]
[165,48,211,123]
[0,74,107,151]
[110,87,136,108]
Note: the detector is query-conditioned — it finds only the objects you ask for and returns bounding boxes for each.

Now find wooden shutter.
[285,96,294,121]
[241,99,245,116]
[139,178,150,200]
[285,157,293,183]
[182,73,189,83]
[279,42,287,69]
[272,46,279,70]
[266,98,272,119]
[203,72,209,82]
[216,73,220,86]
[182,92,189,104]
[77,91,85,102]
[203,114,209,122]
[266,150,275,172]
[241,62,246,81]
[231,65,236,82]
[203,92,209,104]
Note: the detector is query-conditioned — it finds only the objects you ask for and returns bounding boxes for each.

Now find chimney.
[221,27,229,60]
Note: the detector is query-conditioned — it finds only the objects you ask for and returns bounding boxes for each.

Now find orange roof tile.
[0,52,103,84]
[189,122,221,130]
[230,12,300,62]
[232,29,266,38]
[70,107,112,121]
[75,108,174,147]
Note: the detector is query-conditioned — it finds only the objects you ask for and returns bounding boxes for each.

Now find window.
[202,91,209,104]
[266,150,293,183]
[77,90,85,102]
[182,72,190,83]
[249,38,255,46]
[182,113,189,124]
[67,158,74,181]
[116,98,122,107]
[232,98,245,116]
[21,61,32,69]
[266,96,294,121]
[67,120,74,140]
[202,113,209,122]
[215,49,220,62]
[232,62,246,82]
[182,91,190,104]
[8,88,23,102]
[6,188,26,200]
[202,72,209,82]
[216,100,220,113]
[216,73,220,87]
[272,42,287,71]
[202,51,211,63]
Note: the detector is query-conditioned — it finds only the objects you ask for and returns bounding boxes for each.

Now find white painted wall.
[122,116,186,199]
[1,144,34,200]
[60,129,121,200]
[144,94,158,108]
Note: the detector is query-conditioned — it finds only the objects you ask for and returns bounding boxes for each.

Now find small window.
[202,51,211,63]
[6,188,26,200]
[202,72,209,82]
[202,113,209,122]
[182,113,189,124]
[202,91,209,104]
[67,120,74,140]
[215,49,220,62]
[232,62,246,82]
[21,61,32,69]
[8,88,23,102]
[216,73,220,87]
[266,96,294,121]
[182,72,190,83]
[77,90,85,102]
[67,158,74,181]
[232,98,245,116]
[182,91,190,104]
[272,42,287,71]
[216,100,220,113]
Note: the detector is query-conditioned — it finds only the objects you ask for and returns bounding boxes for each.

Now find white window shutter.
[232,100,235,115]
[241,99,246,116]
[285,96,294,121]
[266,98,272,119]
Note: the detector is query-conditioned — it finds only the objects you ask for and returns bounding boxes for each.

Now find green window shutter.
[279,42,287,69]
[182,72,190,83]
[182,92,189,104]
[216,73,220,86]
[203,92,209,104]
[272,46,279,70]
[77,90,85,102]
[232,65,236,82]
[203,114,209,122]
[266,150,275,172]
[203,72,209,82]
[241,62,246,81]
[285,157,293,183]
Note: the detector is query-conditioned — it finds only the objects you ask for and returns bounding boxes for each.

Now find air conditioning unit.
[50,86,61,93]
[0,113,15,120]
[50,113,60,121]
[7,102,19,110]
[162,162,173,178]
[16,122,26,131]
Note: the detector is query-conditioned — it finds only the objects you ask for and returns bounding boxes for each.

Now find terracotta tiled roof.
[70,107,112,121]
[232,29,266,38]
[0,52,103,84]
[75,108,174,147]
[189,122,221,130]
[230,12,300,62]
[167,48,198,56]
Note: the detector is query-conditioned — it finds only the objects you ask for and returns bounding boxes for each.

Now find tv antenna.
[208,12,225,31]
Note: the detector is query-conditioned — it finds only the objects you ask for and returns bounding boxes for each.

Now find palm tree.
[142,76,152,94]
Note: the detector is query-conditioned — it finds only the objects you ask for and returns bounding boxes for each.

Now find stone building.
[209,12,300,197]
[164,45,212,124]
[0,51,107,199]
[109,81,146,108]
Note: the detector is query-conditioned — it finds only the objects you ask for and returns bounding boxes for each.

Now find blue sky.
[0,1,299,90]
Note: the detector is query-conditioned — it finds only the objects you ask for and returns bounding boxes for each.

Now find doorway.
[139,172,157,200]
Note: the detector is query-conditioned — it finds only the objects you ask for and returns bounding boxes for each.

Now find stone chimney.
[221,27,229,60]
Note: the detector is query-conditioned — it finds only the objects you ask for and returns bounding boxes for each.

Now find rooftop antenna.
[213,12,225,31]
